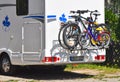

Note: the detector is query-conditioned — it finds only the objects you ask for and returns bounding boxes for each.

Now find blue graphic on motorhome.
[2,16,11,31]
[59,14,67,23]
[3,16,11,27]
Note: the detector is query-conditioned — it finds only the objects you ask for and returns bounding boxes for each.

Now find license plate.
[70,56,84,61]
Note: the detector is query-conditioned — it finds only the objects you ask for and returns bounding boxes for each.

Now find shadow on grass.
[9,67,94,80]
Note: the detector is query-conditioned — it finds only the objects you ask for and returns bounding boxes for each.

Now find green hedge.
[102,9,120,67]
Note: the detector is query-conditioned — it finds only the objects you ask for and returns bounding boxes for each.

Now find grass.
[5,80,18,82]
[65,64,120,79]
[66,64,120,74]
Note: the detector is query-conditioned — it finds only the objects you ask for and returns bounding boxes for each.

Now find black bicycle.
[58,10,110,50]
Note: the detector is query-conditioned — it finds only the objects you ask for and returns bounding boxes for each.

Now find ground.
[0,68,120,82]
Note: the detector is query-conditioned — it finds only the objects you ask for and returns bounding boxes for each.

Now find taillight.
[95,55,105,61]
[42,57,60,62]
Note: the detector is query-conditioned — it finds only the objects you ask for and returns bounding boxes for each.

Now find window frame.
[16,0,29,16]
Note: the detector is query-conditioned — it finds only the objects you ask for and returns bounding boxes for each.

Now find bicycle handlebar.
[70,10,101,22]
[89,10,101,17]
[88,10,101,22]
[70,10,100,17]
[70,10,89,14]
[77,10,89,14]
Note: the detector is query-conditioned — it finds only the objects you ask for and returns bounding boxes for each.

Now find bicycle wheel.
[58,27,68,49]
[97,32,110,48]
[63,23,81,49]
[78,32,90,48]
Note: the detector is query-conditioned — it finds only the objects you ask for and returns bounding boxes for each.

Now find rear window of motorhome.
[16,0,28,16]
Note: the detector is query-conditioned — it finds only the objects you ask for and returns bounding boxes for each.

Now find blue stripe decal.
[47,15,56,18]
[24,16,44,19]
[24,15,56,19]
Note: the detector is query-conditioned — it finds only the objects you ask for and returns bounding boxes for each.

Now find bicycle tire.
[90,24,110,46]
[58,26,68,49]
[97,32,110,48]
[63,23,81,50]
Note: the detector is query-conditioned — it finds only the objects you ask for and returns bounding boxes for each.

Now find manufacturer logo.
[59,13,67,23]
[2,15,11,31]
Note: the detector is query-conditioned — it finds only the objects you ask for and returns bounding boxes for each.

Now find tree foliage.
[105,9,119,42]
[104,7,120,67]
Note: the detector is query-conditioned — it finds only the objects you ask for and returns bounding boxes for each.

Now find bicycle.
[58,10,89,50]
[61,10,110,50]
[78,10,110,48]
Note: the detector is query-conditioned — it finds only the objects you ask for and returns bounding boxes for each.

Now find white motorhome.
[0,0,105,74]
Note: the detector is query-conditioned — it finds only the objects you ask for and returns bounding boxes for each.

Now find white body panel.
[45,0,104,57]
[0,0,105,65]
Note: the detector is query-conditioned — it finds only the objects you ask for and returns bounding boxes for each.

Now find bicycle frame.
[87,24,98,41]
[76,15,98,41]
